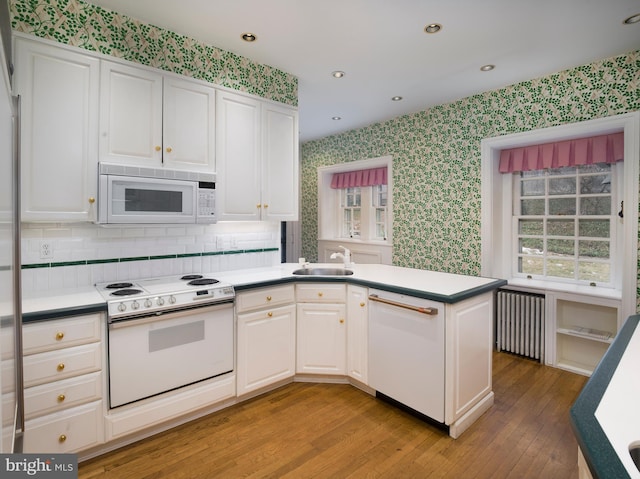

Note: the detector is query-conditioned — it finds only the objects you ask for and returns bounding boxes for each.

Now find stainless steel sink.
[292,268,354,276]
[631,443,640,472]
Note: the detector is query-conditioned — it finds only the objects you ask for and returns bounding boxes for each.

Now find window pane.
[549,177,576,195]
[548,166,576,175]
[547,219,574,236]
[519,256,544,275]
[579,219,609,238]
[352,209,361,237]
[519,219,543,235]
[521,170,545,178]
[521,179,545,196]
[546,258,575,279]
[547,239,574,256]
[549,198,576,215]
[521,198,545,215]
[578,163,611,174]
[580,197,610,215]
[580,174,611,194]
[579,240,609,259]
[578,261,610,282]
[519,238,543,254]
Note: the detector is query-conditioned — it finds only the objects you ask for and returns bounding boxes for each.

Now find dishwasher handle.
[368,294,438,315]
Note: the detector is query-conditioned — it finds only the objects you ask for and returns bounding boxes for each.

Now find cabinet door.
[163,77,216,172]
[296,303,346,375]
[237,304,296,396]
[99,61,163,166]
[215,90,261,220]
[15,38,100,222]
[262,102,299,221]
[346,285,368,384]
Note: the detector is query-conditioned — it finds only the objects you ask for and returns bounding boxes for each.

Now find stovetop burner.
[106,282,134,289]
[111,288,143,296]
[187,278,219,286]
[181,274,203,281]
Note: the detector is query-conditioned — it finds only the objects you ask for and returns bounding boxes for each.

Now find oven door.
[101,174,197,224]
[108,302,234,408]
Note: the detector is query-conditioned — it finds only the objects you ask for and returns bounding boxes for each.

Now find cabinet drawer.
[23,313,102,355]
[25,371,103,420]
[23,400,103,453]
[236,284,295,313]
[296,283,346,303]
[24,342,102,388]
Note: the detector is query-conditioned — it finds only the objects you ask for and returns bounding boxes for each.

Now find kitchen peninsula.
[16,263,505,460]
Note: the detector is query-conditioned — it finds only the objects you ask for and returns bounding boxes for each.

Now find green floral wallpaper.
[300,51,640,298]
[9,0,298,105]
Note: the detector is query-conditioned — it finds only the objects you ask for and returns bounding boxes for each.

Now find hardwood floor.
[79,352,588,478]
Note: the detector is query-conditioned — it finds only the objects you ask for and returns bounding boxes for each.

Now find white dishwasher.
[368,288,445,423]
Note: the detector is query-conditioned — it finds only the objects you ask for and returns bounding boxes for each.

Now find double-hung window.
[339,184,388,240]
[515,163,619,286]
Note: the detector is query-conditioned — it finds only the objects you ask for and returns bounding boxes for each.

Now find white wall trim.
[481,112,640,319]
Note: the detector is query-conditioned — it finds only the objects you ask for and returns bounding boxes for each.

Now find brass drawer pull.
[266,296,272,301]
[57,363,65,372]
[55,331,64,341]
[59,434,67,443]
[57,394,66,402]
[368,294,438,315]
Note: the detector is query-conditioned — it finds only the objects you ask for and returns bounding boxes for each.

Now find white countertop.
[595,324,640,478]
[11,263,505,320]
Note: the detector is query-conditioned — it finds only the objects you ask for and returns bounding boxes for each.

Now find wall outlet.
[40,241,54,259]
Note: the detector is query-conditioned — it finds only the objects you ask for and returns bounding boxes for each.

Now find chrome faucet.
[330,245,352,268]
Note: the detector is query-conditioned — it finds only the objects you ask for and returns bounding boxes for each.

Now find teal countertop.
[570,314,640,479]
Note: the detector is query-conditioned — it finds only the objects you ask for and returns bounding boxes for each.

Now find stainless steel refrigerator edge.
[0,0,24,454]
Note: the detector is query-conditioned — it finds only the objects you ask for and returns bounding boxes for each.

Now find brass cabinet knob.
[59,434,67,443]
[264,204,269,208]
[267,312,273,317]
[256,204,262,209]
[88,197,95,204]
[266,296,272,301]
[155,145,161,151]
[318,292,323,297]
[166,147,172,153]
[55,331,64,341]
[57,363,65,372]
[360,302,365,307]
[339,319,345,324]
[57,394,66,402]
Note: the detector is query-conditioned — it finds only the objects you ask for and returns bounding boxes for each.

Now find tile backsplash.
[21,221,281,294]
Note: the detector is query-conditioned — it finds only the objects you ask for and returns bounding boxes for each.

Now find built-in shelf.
[551,293,621,376]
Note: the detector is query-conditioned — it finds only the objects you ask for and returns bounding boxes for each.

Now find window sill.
[505,277,622,301]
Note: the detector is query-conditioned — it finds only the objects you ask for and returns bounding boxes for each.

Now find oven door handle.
[108,301,234,329]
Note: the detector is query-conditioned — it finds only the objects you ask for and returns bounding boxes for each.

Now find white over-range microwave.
[97,163,216,224]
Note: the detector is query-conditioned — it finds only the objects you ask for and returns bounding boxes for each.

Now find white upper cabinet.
[163,77,216,172]
[99,61,215,172]
[216,90,299,221]
[15,37,100,222]
[262,102,299,221]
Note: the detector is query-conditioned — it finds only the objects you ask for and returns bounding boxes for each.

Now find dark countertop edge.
[234,275,507,303]
[569,314,640,479]
[22,303,107,324]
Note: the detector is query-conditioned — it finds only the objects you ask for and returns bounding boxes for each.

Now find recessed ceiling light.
[480,64,495,72]
[332,116,342,121]
[391,96,403,101]
[332,71,345,78]
[241,32,257,42]
[623,13,640,24]
[424,23,442,34]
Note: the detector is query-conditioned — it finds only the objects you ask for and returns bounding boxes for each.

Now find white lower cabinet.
[236,285,296,396]
[296,284,347,375]
[21,313,104,453]
[237,304,296,395]
[346,285,368,384]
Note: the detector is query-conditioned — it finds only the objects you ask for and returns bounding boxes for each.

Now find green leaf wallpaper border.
[9,0,298,106]
[300,50,640,309]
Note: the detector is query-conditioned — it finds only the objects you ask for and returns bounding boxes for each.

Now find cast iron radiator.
[496,289,545,362]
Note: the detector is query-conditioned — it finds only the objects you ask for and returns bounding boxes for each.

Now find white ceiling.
[88,0,640,142]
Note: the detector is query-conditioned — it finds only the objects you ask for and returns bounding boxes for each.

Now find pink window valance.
[330,167,388,189]
[499,132,624,173]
